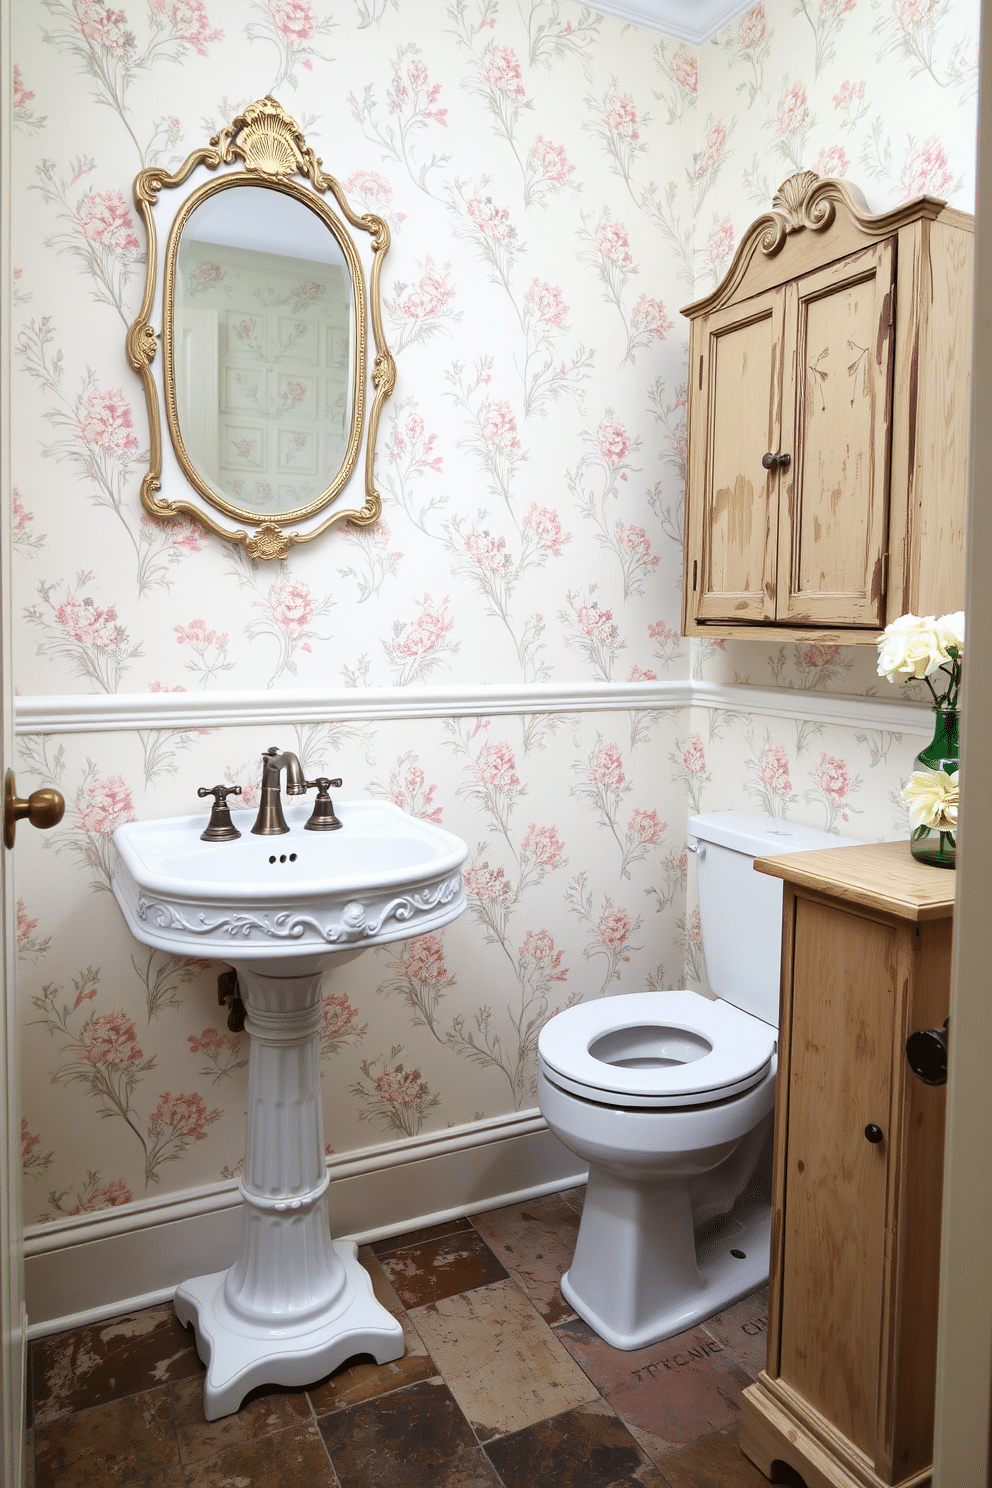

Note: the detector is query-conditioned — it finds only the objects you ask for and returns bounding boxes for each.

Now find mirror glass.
[173,183,354,519]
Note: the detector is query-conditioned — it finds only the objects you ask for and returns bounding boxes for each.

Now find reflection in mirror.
[174,185,353,520]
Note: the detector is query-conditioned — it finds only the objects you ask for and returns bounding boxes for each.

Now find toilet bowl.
[537,810,858,1351]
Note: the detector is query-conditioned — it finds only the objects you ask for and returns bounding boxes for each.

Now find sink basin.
[110,795,468,1420]
[112,798,467,969]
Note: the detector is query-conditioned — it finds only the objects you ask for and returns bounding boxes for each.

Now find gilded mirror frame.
[127,97,394,560]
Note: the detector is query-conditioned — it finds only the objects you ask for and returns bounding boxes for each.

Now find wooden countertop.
[753,839,956,922]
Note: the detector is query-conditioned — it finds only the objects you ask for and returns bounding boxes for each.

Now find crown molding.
[585,0,757,43]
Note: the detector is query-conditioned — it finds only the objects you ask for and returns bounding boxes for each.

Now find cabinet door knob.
[905,1019,949,1086]
[864,1123,884,1144]
[762,451,792,470]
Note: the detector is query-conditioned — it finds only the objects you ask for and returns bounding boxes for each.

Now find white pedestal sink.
[112,798,467,1420]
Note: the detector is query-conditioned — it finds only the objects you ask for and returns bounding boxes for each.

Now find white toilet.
[537,810,855,1351]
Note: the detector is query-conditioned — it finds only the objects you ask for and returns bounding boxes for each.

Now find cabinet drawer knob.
[864,1123,884,1144]
[762,451,792,470]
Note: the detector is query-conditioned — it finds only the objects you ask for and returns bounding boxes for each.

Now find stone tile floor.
[27,1187,793,1488]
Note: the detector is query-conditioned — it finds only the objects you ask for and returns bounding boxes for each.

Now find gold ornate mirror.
[127,98,394,559]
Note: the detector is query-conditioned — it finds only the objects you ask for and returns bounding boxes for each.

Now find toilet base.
[562,1190,772,1352]
[174,1239,405,1420]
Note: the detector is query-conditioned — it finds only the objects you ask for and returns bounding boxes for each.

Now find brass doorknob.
[3,769,65,850]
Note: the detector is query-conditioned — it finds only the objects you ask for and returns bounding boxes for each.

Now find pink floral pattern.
[353,1054,440,1137]
[80,1010,144,1067]
[149,0,222,55]
[521,824,565,871]
[11,0,980,1217]
[478,44,525,98]
[529,136,574,184]
[149,1090,221,1145]
[524,279,568,329]
[63,1178,133,1214]
[382,593,457,684]
[806,751,864,831]
[248,0,332,87]
[385,257,458,352]
[188,1026,248,1084]
[523,504,570,557]
[816,144,850,177]
[901,135,955,198]
[73,774,135,835]
[520,929,567,983]
[695,118,728,181]
[473,740,520,790]
[740,5,767,49]
[76,387,140,454]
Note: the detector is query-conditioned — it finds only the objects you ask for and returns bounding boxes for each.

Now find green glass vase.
[909,706,959,869]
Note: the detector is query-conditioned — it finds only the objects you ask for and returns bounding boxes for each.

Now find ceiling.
[585,0,758,44]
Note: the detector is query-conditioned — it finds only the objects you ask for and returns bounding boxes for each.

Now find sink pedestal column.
[174,965,404,1421]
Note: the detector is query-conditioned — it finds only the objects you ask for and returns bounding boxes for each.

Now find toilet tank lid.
[688,811,863,857]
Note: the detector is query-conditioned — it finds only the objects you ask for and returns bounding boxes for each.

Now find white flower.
[902,767,959,831]
[876,613,946,683]
[935,610,965,655]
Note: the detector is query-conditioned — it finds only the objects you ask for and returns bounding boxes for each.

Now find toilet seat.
[538,991,776,1109]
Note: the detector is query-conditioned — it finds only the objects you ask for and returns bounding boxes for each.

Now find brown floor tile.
[33,1384,182,1488]
[554,1316,754,1464]
[377,1226,509,1308]
[371,1217,475,1257]
[485,1398,668,1487]
[319,1376,501,1486]
[561,1186,587,1213]
[309,1306,439,1413]
[412,1277,598,1442]
[470,1193,581,1325]
[658,1422,787,1488]
[31,1304,202,1425]
[701,1290,770,1381]
[171,1373,313,1465]
[358,1246,407,1312]
[183,1420,338,1487]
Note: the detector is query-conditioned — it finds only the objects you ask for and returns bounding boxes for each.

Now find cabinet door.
[779,896,896,1457]
[687,287,785,624]
[776,238,896,627]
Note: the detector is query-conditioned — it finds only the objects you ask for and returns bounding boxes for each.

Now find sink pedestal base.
[175,964,403,1420]
[175,1239,403,1420]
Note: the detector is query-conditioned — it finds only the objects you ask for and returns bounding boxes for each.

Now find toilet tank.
[688,811,862,1027]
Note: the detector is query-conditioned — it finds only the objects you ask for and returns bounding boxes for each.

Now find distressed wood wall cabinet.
[741,841,954,1488]
[680,172,974,642]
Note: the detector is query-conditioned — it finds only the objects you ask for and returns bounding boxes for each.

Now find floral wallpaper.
[8,0,979,1229]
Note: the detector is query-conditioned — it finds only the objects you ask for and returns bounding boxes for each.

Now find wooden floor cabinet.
[680,171,973,643]
[742,841,953,1488]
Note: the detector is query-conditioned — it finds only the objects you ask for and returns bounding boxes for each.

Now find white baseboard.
[24,1110,586,1339]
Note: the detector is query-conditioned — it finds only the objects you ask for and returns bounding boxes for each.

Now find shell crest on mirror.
[211,96,318,183]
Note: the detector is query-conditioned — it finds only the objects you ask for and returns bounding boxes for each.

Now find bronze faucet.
[250,747,307,836]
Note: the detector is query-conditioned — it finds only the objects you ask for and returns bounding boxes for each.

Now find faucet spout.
[251,747,306,836]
